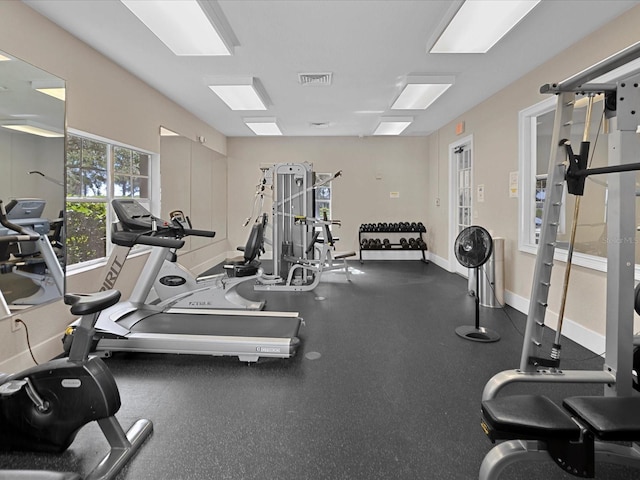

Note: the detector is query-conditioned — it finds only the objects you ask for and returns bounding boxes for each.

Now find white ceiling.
[22,0,640,138]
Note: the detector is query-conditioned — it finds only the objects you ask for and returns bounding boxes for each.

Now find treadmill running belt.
[129,313,301,338]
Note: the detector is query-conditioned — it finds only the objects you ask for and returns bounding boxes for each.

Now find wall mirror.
[160,128,227,254]
[0,50,66,318]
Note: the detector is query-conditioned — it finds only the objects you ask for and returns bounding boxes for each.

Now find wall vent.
[298,72,333,86]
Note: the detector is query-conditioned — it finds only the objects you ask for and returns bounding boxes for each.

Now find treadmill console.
[112,199,163,232]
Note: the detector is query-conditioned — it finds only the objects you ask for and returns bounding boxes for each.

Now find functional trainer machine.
[64,199,301,362]
[478,42,640,479]
[253,163,353,291]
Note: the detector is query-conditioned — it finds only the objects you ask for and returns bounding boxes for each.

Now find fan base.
[455,325,500,343]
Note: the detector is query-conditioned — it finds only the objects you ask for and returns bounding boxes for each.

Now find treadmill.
[67,199,301,362]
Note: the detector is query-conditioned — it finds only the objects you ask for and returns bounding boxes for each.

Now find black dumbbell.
[383,238,391,249]
[400,238,409,249]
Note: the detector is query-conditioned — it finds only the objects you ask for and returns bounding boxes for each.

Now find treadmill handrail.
[111,229,185,249]
[111,199,215,240]
[0,200,41,242]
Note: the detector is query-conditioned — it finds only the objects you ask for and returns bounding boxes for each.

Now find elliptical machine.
[0,202,152,479]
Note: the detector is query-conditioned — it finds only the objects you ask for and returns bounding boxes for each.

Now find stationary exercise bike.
[0,205,152,479]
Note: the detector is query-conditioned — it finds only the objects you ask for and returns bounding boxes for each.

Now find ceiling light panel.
[1,120,64,138]
[121,0,233,55]
[244,118,282,136]
[208,78,268,110]
[392,76,454,110]
[373,117,413,136]
[430,0,541,54]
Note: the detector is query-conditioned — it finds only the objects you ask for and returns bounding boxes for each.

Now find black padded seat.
[225,220,263,277]
[481,395,581,442]
[563,396,640,441]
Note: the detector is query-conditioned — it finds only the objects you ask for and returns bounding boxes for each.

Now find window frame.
[518,95,640,279]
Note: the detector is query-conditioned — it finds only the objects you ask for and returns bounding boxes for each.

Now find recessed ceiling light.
[244,117,282,136]
[208,77,268,110]
[0,120,64,138]
[373,117,413,136]
[430,0,541,54]
[391,75,454,110]
[0,53,11,62]
[121,0,236,55]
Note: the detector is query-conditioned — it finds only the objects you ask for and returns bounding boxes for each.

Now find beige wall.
[226,136,430,255]
[424,5,640,340]
[0,2,229,372]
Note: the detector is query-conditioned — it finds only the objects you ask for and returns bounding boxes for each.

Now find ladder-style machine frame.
[478,41,640,480]
[484,41,640,401]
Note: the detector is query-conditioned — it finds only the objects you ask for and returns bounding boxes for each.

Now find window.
[518,94,640,274]
[314,173,332,220]
[66,132,153,266]
[519,101,566,249]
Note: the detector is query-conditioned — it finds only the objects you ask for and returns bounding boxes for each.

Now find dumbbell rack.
[359,222,428,264]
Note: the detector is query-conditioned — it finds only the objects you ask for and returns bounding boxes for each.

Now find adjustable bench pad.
[481,395,581,442]
[563,396,640,441]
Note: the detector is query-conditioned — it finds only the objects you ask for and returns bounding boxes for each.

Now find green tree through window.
[65,133,151,265]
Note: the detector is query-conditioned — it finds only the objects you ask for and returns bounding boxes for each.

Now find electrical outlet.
[11,318,22,332]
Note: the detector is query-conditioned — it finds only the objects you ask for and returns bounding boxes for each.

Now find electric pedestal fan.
[454,226,500,343]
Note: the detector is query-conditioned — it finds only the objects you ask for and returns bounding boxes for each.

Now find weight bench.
[479,394,640,479]
[313,223,355,281]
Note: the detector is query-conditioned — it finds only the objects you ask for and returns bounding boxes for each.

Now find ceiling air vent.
[298,72,333,86]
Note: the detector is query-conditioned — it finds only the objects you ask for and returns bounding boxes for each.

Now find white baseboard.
[503,290,605,355]
[428,252,450,271]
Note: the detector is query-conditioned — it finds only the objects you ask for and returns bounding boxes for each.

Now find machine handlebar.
[181,228,216,238]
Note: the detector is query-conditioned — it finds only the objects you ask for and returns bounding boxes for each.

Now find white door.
[449,136,473,276]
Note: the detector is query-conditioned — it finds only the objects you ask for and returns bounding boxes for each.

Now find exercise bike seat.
[64,290,121,316]
[0,471,80,480]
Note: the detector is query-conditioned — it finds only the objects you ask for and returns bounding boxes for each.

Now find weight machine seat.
[0,472,81,480]
[563,396,640,441]
[481,395,581,442]
[225,220,264,277]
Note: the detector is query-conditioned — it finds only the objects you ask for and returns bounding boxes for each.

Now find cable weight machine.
[250,163,346,292]
[478,41,640,480]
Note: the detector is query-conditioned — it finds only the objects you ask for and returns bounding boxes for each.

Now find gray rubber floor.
[1,261,638,479]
